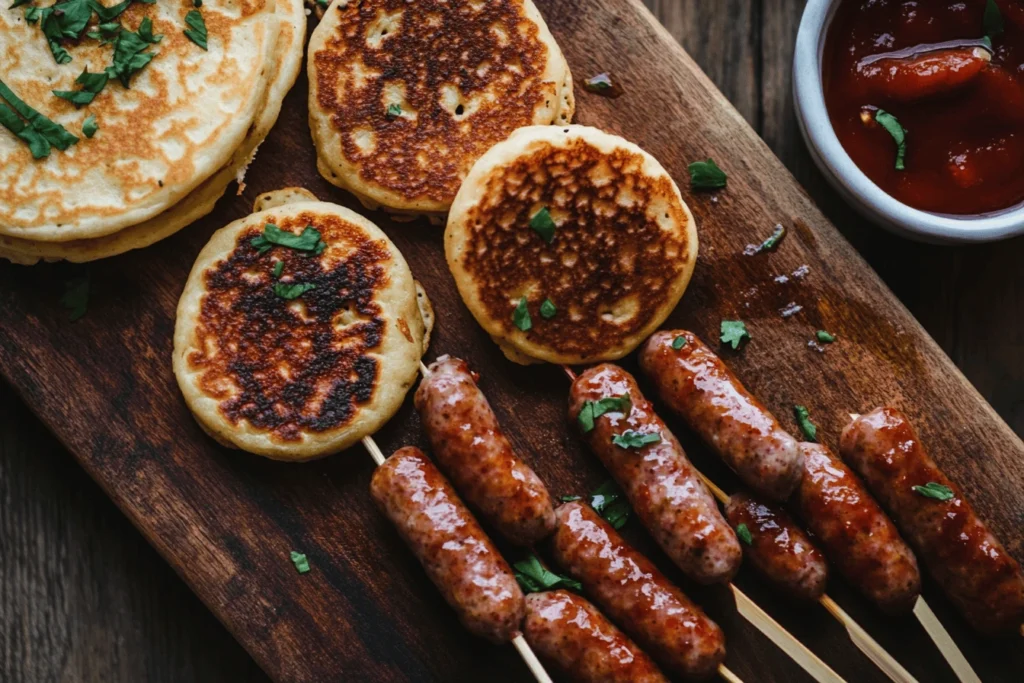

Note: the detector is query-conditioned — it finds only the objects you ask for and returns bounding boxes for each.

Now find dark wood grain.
[2,1,1023,681]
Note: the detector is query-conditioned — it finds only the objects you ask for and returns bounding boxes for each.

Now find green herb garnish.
[82,114,98,138]
[86,22,122,44]
[611,429,661,449]
[0,78,78,159]
[720,320,750,349]
[793,405,818,442]
[912,482,954,501]
[671,335,687,350]
[513,555,581,594]
[53,68,109,106]
[559,495,582,502]
[290,551,311,574]
[61,275,89,321]
[272,261,284,278]
[577,394,631,433]
[529,206,556,243]
[754,224,786,253]
[105,20,162,88]
[875,110,907,171]
[274,282,316,300]
[816,330,836,344]
[183,9,208,50]
[590,480,630,530]
[736,523,753,546]
[984,0,1004,40]
[513,296,531,331]
[540,298,556,319]
[251,223,326,254]
[386,103,402,119]
[688,158,727,189]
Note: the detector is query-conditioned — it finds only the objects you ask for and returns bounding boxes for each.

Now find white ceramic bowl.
[793,0,1024,243]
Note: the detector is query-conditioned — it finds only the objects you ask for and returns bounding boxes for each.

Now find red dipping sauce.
[823,0,1024,215]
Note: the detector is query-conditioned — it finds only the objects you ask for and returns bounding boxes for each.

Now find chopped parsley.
[736,523,753,546]
[590,480,630,530]
[274,282,316,300]
[793,405,818,442]
[290,551,311,574]
[753,224,786,253]
[53,68,109,106]
[513,555,581,594]
[82,114,98,138]
[61,275,90,321]
[984,0,1004,40]
[875,110,907,171]
[183,9,208,50]
[611,429,661,449]
[576,394,631,433]
[513,296,531,331]
[386,103,402,119]
[193,0,202,5]
[720,320,750,349]
[86,22,122,44]
[272,261,284,278]
[559,495,582,502]
[0,78,79,159]
[912,482,954,501]
[529,207,556,243]
[251,223,326,254]
[540,298,556,319]
[26,0,156,64]
[105,19,163,88]
[688,158,727,189]
[671,335,687,350]
[816,330,836,344]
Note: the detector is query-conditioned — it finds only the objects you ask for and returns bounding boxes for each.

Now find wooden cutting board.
[1,1,1020,680]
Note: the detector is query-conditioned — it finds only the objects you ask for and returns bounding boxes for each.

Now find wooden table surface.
[2,2,1022,681]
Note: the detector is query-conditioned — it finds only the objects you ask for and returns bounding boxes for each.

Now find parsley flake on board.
[513,555,581,594]
[585,72,613,91]
[82,114,98,138]
[529,206,556,243]
[672,335,687,350]
[793,405,818,442]
[875,110,907,171]
[816,330,836,344]
[513,296,532,331]
[183,9,208,50]
[576,394,631,433]
[688,158,727,189]
[912,482,954,501]
[274,282,316,300]
[720,320,750,349]
[540,298,557,319]
[0,78,79,159]
[290,551,311,574]
[736,523,753,546]
[984,0,1004,40]
[251,224,326,254]
[751,224,786,254]
[53,68,109,106]
[61,275,90,321]
[612,429,661,449]
[590,480,630,529]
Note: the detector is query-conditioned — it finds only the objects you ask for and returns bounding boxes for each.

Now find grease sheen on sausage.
[639,330,803,501]
[524,590,668,683]
[370,446,525,643]
[797,443,921,614]
[550,502,726,679]
[840,408,1024,634]
[415,356,555,545]
[725,492,828,601]
[569,364,741,584]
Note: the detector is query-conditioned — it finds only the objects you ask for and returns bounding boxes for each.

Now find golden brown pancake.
[446,125,698,365]
[307,0,574,217]
[174,194,427,460]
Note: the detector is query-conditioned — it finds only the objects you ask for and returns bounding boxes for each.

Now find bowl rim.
[793,0,1024,243]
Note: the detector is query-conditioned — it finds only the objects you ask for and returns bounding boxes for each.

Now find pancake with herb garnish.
[307,0,574,219]
[446,125,698,365]
[0,0,306,264]
[173,193,428,460]
[0,0,280,243]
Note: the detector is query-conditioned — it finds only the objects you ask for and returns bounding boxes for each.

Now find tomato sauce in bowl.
[823,0,1024,215]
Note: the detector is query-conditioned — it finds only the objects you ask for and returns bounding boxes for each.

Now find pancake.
[174,194,427,460]
[308,0,574,218]
[0,0,306,264]
[446,125,698,365]
[0,0,280,242]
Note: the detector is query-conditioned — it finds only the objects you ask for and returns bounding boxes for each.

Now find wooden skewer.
[360,432,553,683]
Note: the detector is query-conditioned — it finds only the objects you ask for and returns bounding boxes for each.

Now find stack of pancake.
[0,0,306,264]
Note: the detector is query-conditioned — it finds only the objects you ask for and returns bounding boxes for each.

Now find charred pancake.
[174,194,427,460]
[0,0,306,264]
[446,125,698,365]
[308,0,574,218]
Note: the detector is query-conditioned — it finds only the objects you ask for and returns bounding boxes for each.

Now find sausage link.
[524,590,668,683]
[855,47,990,102]
[550,502,726,679]
[569,364,741,584]
[840,408,1024,634]
[796,443,921,614]
[724,492,828,601]
[415,356,556,545]
[370,446,525,643]
[638,330,803,501]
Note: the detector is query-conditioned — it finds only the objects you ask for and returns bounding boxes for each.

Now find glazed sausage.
[568,364,741,584]
[638,330,803,501]
[724,492,828,602]
[370,446,525,643]
[855,47,990,102]
[524,590,668,683]
[840,408,1024,634]
[550,502,726,679]
[796,443,921,614]
[415,356,555,545]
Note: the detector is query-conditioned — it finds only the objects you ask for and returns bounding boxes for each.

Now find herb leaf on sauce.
[530,207,556,243]
[577,394,631,433]
[912,482,954,501]
[513,555,581,593]
[984,0,1004,40]
[290,551,311,574]
[671,335,687,350]
[720,320,750,349]
[274,282,316,300]
[590,480,630,529]
[736,523,753,545]
[183,9,208,50]
[875,110,907,171]
[612,429,661,449]
[688,158,727,189]
[793,405,818,442]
